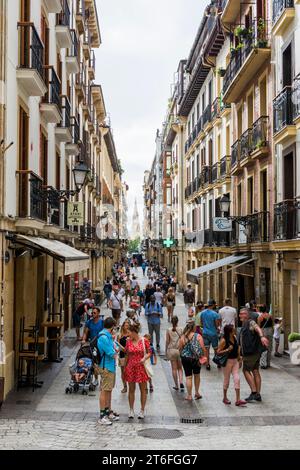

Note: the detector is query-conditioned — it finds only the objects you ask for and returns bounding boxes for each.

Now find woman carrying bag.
[178,321,207,401]
[165,316,184,391]
[124,322,152,419]
[216,324,246,407]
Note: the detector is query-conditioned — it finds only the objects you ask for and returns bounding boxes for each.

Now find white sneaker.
[97,415,113,426]
[138,410,145,419]
[108,412,120,421]
[128,409,135,419]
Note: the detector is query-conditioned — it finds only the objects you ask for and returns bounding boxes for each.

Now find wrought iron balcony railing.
[274,199,300,240]
[56,0,70,26]
[202,166,212,186]
[59,95,71,128]
[18,22,45,82]
[231,140,240,167]
[204,229,231,247]
[223,18,269,96]
[293,74,300,121]
[252,115,269,150]
[240,128,253,161]
[231,211,270,245]
[43,66,61,108]
[219,155,231,178]
[273,86,294,134]
[16,170,45,220]
[70,115,80,144]
[211,97,221,121]
[69,29,79,58]
[272,0,294,25]
[203,104,212,128]
[211,162,219,183]
[89,49,96,72]
[80,223,96,243]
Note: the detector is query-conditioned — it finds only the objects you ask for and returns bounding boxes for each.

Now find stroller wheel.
[65,387,69,394]
[82,390,88,395]
[89,384,96,392]
[73,383,79,393]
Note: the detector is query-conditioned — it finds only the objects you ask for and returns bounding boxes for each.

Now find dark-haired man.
[97,317,119,425]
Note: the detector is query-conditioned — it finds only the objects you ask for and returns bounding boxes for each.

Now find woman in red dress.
[124,322,151,419]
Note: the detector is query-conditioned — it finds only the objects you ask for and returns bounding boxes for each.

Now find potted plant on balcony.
[234,26,249,39]
[288,333,300,365]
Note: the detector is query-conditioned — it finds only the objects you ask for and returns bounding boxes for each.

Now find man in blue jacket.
[145,295,163,351]
[97,317,118,426]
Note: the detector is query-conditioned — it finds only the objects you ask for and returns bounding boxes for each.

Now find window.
[247,177,254,214]
[237,183,242,215]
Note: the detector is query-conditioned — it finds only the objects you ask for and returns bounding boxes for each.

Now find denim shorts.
[203,334,219,349]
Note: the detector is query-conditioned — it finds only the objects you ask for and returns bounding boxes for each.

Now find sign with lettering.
[67,202,84,226]
[213,217,232,232]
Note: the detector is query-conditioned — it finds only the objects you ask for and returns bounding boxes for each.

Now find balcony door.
[283,43,293,88]
[19,0,31,68]
[283,150,295,200]
[18,106,29,217]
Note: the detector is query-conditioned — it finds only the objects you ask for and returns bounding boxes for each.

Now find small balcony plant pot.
[288,333,300,365]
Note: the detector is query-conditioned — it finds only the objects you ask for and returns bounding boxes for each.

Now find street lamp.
[219,195,231,215]
[72,161,89,192]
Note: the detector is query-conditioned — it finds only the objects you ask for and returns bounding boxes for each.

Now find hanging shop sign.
[67,202,84,226]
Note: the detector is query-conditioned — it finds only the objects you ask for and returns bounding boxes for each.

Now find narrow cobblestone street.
[1,268,300,450]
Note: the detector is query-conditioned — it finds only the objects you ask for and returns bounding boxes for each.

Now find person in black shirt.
[144,284,156,304]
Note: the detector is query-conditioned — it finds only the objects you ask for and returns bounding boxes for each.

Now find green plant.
[288,333,300,343]
[255,139,266,149]
[236,42,244,51]
[234,26,244,37]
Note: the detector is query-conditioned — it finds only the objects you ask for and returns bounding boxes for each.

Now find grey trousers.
[148,322,161,347]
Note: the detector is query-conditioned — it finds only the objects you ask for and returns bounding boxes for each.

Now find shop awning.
[12,235,90,275]
[186,254,252,283]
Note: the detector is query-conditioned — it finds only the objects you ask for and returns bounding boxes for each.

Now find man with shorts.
[108,285,123,327]
[97,317,119,425]
[183,284,195,310]
[239,308,269,402]
[200,300,221,370]
[82,307,104,387]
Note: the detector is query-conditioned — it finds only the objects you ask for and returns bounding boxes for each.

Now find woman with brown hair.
[166,287,176,322]
[179,321,207,401]
[118,319,131,393]
[124,322,151,419]
[165,316,184,391]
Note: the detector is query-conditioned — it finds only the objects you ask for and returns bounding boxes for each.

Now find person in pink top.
[124,322,151,420]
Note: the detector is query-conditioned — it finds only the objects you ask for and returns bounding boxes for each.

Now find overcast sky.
[95,0,206,235]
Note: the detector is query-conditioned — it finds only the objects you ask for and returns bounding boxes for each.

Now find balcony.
[44,0,62,13]
[211,97,221,123]
[76,0,86,35]
[232,212,270,245]
[82,85,92,120]
[185,183,193,199]
[40,66,62,124]
[65,116,80,156]
[239,128,253,166]
[80,223,96,243]
[17,23,47,97]
[221,0,241,26]
[88,50,96,80]
[56,0,72,49]
[83,28,91,60]
[231,139,241,174]
[75,62,86,101]
[272,0,295,36]
[55,95,72,143]
[46,186,61,226]
[204,229,231,247]
[16,171,46,222]
[219,155,231,180]
[222,18,271,103]
[211,162,219,183]
[66,29,80,75]
[273,86,296,144]
[251,115,269,159]
[88,104,95,133]
[274,199,300,241]
[201,166,212,187]
[293,74,300,128]
[203,104,212,131]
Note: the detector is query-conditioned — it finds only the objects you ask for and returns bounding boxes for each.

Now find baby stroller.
[65,343,96,395]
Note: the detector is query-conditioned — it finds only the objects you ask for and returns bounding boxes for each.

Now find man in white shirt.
[219,298,237,334]
[154,287,164,307]
[108,286,123,327]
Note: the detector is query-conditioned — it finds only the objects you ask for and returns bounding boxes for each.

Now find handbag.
[142,337,154,378]
[212,352,228,367]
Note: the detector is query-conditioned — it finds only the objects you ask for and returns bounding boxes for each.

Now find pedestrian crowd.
[71,256,284,426]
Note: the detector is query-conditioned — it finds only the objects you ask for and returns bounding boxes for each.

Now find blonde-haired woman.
[118,319,131,393]
[166,287,176,322]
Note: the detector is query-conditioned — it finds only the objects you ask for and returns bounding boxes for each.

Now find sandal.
[223,398,231,405]
[206,364,211,371]
[121,387,127,394]
[235,400,247,407]
[173,386,179,391]
[150,386,154,393]
[194,394,202,400]
[184,396,193,401]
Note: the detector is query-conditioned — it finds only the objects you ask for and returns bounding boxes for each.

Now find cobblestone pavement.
[1,268,300,450]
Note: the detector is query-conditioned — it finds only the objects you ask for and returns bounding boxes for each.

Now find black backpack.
[240,324,260,356]
[90,332,106,365]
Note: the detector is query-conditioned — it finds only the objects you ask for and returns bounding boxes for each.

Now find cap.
[208,299,216,306]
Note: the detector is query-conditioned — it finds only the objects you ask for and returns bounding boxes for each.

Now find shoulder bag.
[142,337,154,378]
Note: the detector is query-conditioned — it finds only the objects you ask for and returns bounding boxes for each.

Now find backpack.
[90,332,106,365]
[181,333,203,360]
[240,323,260,356]
[146,302,161,312]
